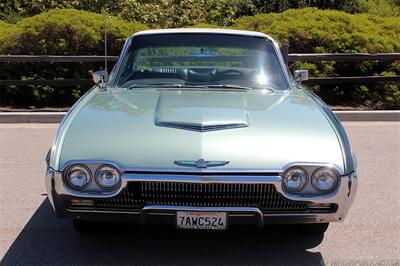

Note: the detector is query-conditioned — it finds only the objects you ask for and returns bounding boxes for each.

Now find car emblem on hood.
[174,159,229,168]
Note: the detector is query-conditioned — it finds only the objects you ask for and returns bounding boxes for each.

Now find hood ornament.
[174,159,229,168]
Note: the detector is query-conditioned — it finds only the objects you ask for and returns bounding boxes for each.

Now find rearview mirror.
[294,70,309,84]
[93,71,109,89]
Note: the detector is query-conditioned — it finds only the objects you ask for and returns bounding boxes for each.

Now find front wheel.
[300,223,329,234]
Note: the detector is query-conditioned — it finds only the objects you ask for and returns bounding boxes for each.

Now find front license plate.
[176,211,227,230]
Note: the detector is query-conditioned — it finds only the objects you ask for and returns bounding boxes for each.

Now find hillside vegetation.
[0,9,147,107]
[0,5,399,108]
[233,8,400,108]
[2,0,400,26]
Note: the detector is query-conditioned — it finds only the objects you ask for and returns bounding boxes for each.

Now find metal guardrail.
[0,48,399,87]
[0,79,93,87]
[0,55,119,62]
[288,53,400,62]
[305,76,400,85]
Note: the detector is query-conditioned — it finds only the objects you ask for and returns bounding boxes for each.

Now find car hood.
[57,88,344,171]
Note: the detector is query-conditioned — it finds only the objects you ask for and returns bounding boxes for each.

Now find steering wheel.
[188,68,216,82]
[219,69,244,79]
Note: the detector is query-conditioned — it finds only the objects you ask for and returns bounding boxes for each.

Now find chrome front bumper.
[45,169,357,226]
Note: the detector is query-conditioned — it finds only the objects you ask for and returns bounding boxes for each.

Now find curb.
[0,111,399,123]
[334,110,400,122]
[0,112,65,123]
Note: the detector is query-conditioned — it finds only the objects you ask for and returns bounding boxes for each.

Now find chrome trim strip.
[262,213,334,217]
[60,160,124,173]
[131,29,271,39]
[142,205,262,213]
[67,209,141,215]
[111,37,132,87]
[270,39,291,89]
[124,174,282,184]
[124,167,283,174]
[60,160,343,176]
[282,162,344,176]
[229,214,257,217]
[143,212,173,216]
[62,182,126,198]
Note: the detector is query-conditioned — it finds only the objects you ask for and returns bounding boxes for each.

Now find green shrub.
[251,0,367,14]
[358,0,400,17]
[2,0,400,26]
[233,8,400,108]
[0,21,16,52]
[0,0,257,27]
[108,0,256,27]
[1,0,381,26]
[0,0,112,22]
[235,8,400,53]
[1,8,147,55]
[0,9,147,107]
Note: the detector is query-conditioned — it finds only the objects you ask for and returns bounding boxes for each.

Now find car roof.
[131,28,273,40]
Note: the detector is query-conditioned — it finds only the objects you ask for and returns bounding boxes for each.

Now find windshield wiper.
[206,84,279,92]
[128,83,275,92]
[202,84,252,91]
[128,84,184,90]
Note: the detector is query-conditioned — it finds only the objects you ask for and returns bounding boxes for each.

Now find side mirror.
[93,71,109,89]
[294,70,309,85]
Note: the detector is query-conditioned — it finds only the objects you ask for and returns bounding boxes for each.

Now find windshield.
[115,34,288,90]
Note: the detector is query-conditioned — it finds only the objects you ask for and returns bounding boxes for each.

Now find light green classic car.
[45,29,357,234]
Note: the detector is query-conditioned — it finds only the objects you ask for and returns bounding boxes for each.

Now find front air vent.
[155,121,247,132]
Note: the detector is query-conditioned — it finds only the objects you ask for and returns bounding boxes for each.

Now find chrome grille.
[94,182,309,211]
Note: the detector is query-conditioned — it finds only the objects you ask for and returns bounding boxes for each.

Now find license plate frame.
[176,211,227,230]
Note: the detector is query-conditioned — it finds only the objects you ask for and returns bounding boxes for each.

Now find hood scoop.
[154,91,249,132]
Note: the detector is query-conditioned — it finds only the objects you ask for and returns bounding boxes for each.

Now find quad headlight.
[311,167,339,193]
[282,167,308,192]
[95,165,121,189]
[65,165,92,189]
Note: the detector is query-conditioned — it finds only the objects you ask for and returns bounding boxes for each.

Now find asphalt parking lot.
[0,122,399,266]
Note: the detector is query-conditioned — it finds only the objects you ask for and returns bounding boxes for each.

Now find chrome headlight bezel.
[282,167,308,193]
[311,167,339,193]
[94,164,122,190]
[64,164,92,190]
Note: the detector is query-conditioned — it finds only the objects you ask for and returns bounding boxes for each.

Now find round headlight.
[66,165,91,189]
[282,167,308,192]
[95,165,121,189]
[311,167,339,193]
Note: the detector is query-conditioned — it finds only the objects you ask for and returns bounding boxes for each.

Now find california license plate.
[176,211,227,230]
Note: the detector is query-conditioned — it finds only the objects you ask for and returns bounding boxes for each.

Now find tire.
[300,223,329,234]
[72,220,98,233]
